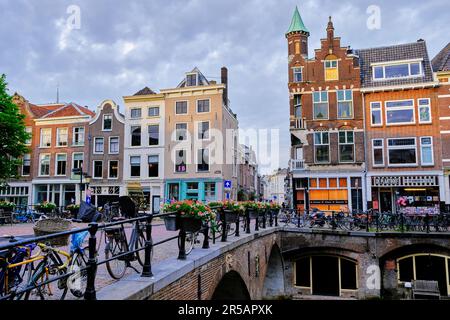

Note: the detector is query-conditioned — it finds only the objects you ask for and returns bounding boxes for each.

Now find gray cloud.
[1,0,448,174]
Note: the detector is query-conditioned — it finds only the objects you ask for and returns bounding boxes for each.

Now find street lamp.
[72,167,90,204]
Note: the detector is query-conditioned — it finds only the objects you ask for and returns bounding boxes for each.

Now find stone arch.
[380,243,450,261]
[211,270,251,300]
[262,244,285,299]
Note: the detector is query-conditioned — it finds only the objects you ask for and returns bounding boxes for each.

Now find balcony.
[290,159,306,171]
[290,117,307,130]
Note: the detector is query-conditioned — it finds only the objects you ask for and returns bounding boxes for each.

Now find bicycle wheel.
[135,229,149,267]
[179,232,195,255]
[67,249,89,298]
[105,237,126,279]
[14,260,48,300]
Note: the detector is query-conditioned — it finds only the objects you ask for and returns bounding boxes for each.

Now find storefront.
[33,183,77,206]
[0,183,31,206]
[125,182,162,213]
[293,175,364,214]
[165,178,223,203]
[370,175,442,214]
[90,185,121,208]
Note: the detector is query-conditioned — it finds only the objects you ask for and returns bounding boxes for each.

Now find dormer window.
[186,73,198,87]
[372,60,423,80]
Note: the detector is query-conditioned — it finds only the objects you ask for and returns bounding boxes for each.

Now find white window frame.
[148,124,160,146]
[72,152,84,172]
[313,91,329,120]
[102,114,113,131]
[292,67,303,83]
[186,72,198,87]
[93,137,104,154]
[314,131,330,164]
[372,139,384,167]
[197,121,210,141]
[385,99,415,126]
[174,149,187,173]
[92,160,103,179]
[55,153,67,176]
[196,99,211,114]
[22,153,31,176]
[196,147,210,173]
[370,102,383,127]
[418,98,432,124]
[148,106,160,117]
[130,155,141,178]
[130,108,142,119]
[39,153,51,176]
[420,136,434,166]
[387,137,417,167]
[324,60,339,81]
[372,59,423,81]
[56,128,68,147]
[130,125,141,147]
[72,127,85,146]
[25,127,32,146]
[40,128,52,148]
[294,95,302,118]
[148,155,159,178]
[108,136,120,154]
[108,160,119,179]
[337,90,353,119]
[338,131,355,163]
[175,122,188,141]
[175,101,189,115]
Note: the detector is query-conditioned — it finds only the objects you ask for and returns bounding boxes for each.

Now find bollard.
[245,210,251,234]
[84,222,98,300]
[235,215,240,237]
[178,225,187,260]
[142,214,153,277]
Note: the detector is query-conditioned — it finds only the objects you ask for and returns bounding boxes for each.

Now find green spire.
[286,6,309,35]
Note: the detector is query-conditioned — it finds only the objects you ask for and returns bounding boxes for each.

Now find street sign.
[224,180,232,189]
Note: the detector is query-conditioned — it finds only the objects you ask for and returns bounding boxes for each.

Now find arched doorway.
[262,245,285,298]
[211,271,250,300]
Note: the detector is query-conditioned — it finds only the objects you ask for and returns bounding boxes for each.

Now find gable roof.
[134,86,157,96]
[286,6,309,35]
[28,103,64,117]
[40,102,94,119]
[432,42,450,72]
[356,40,434,88]
[176,67,210,88]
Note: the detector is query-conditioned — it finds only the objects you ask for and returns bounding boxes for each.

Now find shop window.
[340,259,357,290]
[168,183,179,201]
[295,257,311,287]
[205,182,216,202]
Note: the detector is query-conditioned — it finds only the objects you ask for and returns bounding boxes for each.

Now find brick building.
[287,8,365,213]
[358,40,443,214]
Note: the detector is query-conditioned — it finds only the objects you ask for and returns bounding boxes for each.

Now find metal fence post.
[84,222,98,300]
[376,211,379,233]
[400,210,404,233]
[235,215,240,237]
[178,224,187,260]
[255,212,259,231]
[221,211,228,242]
[425,213,430,234]
[142,214,153,277]
[298,209,302,228]
[331,211,336,230]
[269,210,274,227]
[275,210,278,227]
[262,210,266,229]
[245,210,251,234]
[202,221,210,249]
[366,211,369,232]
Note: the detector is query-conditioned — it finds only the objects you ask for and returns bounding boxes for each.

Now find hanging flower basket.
[33,217,72,246]
[36,202,57,214]
[223,209,239,223]
[179,217,202,233]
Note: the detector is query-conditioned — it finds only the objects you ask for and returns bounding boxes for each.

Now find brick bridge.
[97,227,450,300]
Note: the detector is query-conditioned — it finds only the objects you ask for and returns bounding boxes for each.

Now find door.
[379,190,392,213]
[152,196,160,214]
[312,256,340,296]
[296,147,303,160]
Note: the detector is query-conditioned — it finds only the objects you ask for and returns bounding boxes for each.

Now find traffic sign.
[224,180,232,189]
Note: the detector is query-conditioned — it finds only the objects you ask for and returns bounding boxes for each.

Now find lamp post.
[72,167,91,205]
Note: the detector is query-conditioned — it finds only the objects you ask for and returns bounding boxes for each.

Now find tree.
[0,74,30,185]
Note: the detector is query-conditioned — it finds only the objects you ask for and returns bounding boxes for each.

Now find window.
[420,137,433,165]
[337,90,353,119]
[56,154,67,176]
[387,138,417,166]
[148,125,159,146]
[22,154,31,176]
[176,123,188,141]
[39,154,50,176]
[186,73,197,87]
[372,139,384,166]
[94,137,104,154]
[293,67,302,82]
[325,60,338,81]
[313,91,328,119]
[197,99,210,113]
[73,153,83,171]
[56,128,68,146]
[25,127,32,145]
[198,121,209,140]
[314,132,329,163]
[130,108,141,119]
[148,107,159,117]
[103,114,112,130]
[205,182,216,202]
[108,160,119,179]
[73,127,84,146]
[418,98,431,123]
[176,101,188,114]
[373,61,422,80]
[339,131,354,163]
[294,95,302,118]
[93,160,103,178]
[130,156,141,177]
[175,150,187,173]
[197,149,209,172]
[109,137,119,154]
[385,100,415,125]
[40,128,52,147]
[131,126,141,146]
[148,155,159,177]
[370,102,382,126]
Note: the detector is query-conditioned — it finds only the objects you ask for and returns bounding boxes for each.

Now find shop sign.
[310,200,348,205]
[372,176,438,187]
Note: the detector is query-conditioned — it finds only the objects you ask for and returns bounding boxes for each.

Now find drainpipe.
[361,91,369,211]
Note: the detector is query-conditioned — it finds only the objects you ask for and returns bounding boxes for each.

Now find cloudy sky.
[1,0,449,174]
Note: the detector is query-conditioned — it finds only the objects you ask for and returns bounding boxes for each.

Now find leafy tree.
[0,74,30,185]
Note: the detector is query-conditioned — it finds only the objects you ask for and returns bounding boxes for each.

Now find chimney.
[221,67,228,106]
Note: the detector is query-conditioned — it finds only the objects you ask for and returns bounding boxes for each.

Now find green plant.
[163,200,215,222]
[241,201,259,211]
[66,204,80,211]
[0,201,15,209]
[36,201,57,210]
[222,201,244,214]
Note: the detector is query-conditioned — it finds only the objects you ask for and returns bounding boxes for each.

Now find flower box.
[223,210,239,223]
[164,214,179,231]
[179,217,202,233]
[246,209,258,219]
